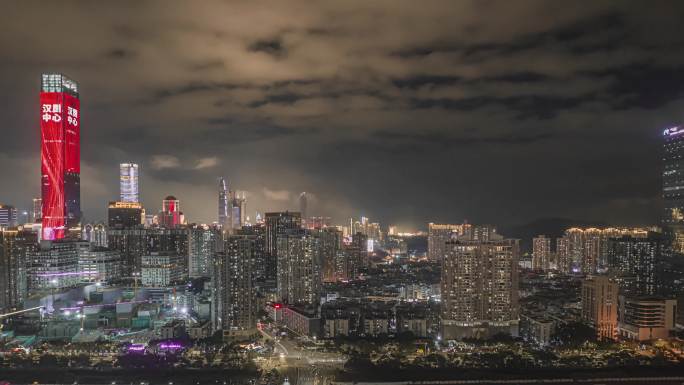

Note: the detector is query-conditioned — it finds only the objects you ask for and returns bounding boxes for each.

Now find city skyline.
[2,2,684,229]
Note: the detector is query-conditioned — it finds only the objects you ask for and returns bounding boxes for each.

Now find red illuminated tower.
[40,73,81,240]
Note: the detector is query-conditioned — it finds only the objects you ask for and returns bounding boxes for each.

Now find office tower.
[32,198,42,223]
[218,177,229,227]
[264,211,302,282]
[119,163,139,203]
[159,196,182,227]
[189,224,218,278]
[27,240,85,293]
[213,234,257,335]
[607,234,661,295]
[441,231,519,340]
[0,229,37,311]
[78,246,122,283]
[0,204,18,228]
[141,251,183,286]
[428,223,466,262]
[299,192,308,221]
[40,73,81,240]
[277,230,322,307]
[663,125,684,253]
[532,235,551,271]
[581,276,619,340]
[108,201,144,229]
[230,191,247,230]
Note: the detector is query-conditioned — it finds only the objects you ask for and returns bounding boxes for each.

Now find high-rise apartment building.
[556,227,651,274]
[441,232,519,340]
[277,230,322,307]
[0,229,37,311]
[607,234,661,296]
[40,73,81,240]
[532,235,551,271]
[265,211,302,282]
[663,125,684,253]
[119,163,139,203]
[428,223,467,262]
[581,276,619,340]
[189,224,219,278]
[213,234,257,336]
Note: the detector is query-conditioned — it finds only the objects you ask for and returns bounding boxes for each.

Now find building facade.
[441,233,519,340]
[213,234,257,336]
[532,235,551,271]
[277,230,322,307]
[27,240,84,293]
[40,73,81,240]
[119,163,139,203]
[663,125,684,253]
[581,275,619,340]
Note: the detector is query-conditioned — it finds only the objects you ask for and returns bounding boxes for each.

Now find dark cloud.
[1,0,684,230]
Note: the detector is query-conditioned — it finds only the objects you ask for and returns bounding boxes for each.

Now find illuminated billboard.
[40,74,80,240]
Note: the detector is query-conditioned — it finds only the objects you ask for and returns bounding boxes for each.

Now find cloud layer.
[1,0,683,228]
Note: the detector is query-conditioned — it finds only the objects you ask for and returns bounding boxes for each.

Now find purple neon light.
[59,300,150,311]
[159,342,182,350]
[128,344,145,352]
[663,126,684,137]
[37,271,92,277]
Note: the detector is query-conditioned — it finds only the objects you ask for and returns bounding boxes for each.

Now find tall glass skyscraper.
[218,177,229,227]
[662,125,684,253]
[40,73,81,240]
[119,163,139,203]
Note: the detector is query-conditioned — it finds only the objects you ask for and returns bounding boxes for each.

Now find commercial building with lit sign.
[40,73,81,240]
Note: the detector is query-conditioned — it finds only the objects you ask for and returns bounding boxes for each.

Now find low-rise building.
[520,313,555,346]
[282,306,320,338]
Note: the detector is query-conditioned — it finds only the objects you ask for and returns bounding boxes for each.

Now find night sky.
[2,1,684,230]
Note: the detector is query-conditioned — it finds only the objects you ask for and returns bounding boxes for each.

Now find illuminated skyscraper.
[299,192,308,220]
[40,73,81,240]
[119,163,139,203]
[265,211,302,282]
[532,235,551,271]
[213,234,257,336]
[0,205,18,228]
[32,198,42,223]
[230,190,247,230]
[218,177,229,227]
[159,196,181,227]
[441,231,519,340]
[663,125,684,253]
